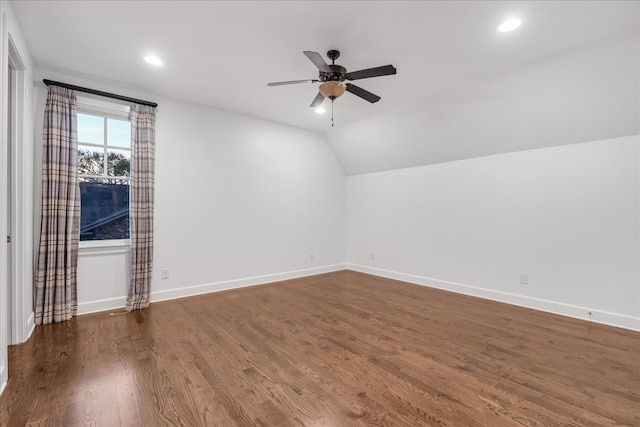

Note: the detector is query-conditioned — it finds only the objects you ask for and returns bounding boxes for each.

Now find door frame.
[7,35,28,345]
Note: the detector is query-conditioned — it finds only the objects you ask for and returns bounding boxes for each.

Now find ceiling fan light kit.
[319,81,346,100]
[268,49,397,126]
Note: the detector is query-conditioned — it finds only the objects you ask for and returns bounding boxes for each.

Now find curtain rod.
[43,79,158,108]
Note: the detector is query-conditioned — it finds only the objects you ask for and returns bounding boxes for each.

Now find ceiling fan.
[267,50,397,125]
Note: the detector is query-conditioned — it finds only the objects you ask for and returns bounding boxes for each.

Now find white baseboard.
[76,264,347,315]
[347,263,640,332]
[77,296,127,316]
[0,364,6,396]
[151,264,347,303]
[25,312,35,341]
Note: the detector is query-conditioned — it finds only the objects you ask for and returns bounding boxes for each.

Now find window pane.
[77,113,104,145]
[78,145,104,176]
[107,118,131,148]
[79,178,129,241]
[107,148,131,177]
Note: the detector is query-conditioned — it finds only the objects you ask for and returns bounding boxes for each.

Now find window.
[77,106,131,241]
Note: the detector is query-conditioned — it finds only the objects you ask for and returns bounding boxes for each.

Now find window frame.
[77,98,132,248]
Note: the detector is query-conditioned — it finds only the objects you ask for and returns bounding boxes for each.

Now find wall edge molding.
[151,264,347,303]
[25,312,34,341]
[76,264,347,315]
[0,370,6,396]
[77,296,127,316]
[347,263,640,332]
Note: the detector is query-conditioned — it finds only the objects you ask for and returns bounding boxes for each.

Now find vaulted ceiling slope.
[11,1,640,174]
[328,27,639,175]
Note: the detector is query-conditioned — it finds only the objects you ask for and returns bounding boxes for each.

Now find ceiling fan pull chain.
[331,101,334,127]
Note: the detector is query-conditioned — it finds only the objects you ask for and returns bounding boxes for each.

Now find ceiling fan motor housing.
[317,50,347,82]
[325,64,347,81]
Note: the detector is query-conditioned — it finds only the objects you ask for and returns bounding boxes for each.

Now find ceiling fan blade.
[303,51,332,73]
[310,92,325,108]
[346,65,397,81]
[345,83,381,103]
[267,79,318,86]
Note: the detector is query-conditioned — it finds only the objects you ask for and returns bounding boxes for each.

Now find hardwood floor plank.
[2,271,639,426]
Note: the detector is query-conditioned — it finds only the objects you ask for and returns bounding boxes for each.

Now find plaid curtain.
[35,86,79,325]
[126,104,156,311]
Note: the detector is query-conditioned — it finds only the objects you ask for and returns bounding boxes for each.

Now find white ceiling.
[11,1,640,133]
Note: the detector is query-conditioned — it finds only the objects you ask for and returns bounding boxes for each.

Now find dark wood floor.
[1,271,639,426]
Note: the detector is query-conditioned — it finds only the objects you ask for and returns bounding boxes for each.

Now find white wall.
[33,70,346,314]
[152,96,346,300]
[347,136,640,331]
[0,0,35,394]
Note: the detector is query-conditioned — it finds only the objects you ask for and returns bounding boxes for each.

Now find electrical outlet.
[370,253,376,261]
[519,273,528,285]
[310,253,315,261]
[161,268,170,279]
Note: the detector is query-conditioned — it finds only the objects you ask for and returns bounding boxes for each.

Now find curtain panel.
[126,104,156,311]
[35,86,80,325]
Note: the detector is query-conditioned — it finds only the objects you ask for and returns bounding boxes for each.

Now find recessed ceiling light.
[315,107,326,114]
[144,55,163,66]
[498,18,521,33]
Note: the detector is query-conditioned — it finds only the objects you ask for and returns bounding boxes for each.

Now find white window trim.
[77,97,132,251]
[79,239,130,256]
[77,95,130,120]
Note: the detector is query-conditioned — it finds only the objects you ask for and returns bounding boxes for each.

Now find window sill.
[79,239,130,256]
